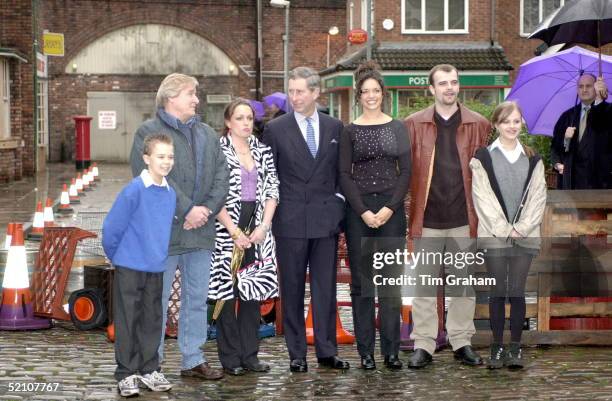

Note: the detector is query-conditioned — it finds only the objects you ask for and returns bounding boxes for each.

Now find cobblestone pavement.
[1,164,612,400]
[1,323,612,401]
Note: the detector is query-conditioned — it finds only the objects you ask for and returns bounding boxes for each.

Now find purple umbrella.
[264,92,289,112]
[248,99,265,121]
[506,46,612,136]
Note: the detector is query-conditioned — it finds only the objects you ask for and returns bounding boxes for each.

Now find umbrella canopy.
[264,92,289,112]
[529,0,612,48]
[248,99,265,121]
[506,46,612,136]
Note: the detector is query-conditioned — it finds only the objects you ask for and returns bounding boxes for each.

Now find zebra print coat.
[209,134,280,301]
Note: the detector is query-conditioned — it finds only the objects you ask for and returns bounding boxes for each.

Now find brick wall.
[39,0,346,162]
[0,0,35,181]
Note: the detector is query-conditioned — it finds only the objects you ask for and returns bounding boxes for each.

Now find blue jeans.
[158,250,212,370]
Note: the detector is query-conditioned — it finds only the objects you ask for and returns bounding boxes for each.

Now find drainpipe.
[255,0,263,100]
[490,0,496,46]
[32,0,39,172]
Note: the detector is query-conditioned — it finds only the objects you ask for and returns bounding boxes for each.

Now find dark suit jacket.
[551,101,611,189]
[262,111,345,238]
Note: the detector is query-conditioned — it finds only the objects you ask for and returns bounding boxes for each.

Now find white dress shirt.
[490,138,525,164]
[294,110,320,150]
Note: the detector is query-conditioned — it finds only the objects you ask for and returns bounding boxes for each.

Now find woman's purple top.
[241,165,257,201]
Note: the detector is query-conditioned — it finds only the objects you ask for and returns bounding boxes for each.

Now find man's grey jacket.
[130,111,229,255]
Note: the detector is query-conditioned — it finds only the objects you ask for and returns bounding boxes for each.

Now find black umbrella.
[529,0,612,75]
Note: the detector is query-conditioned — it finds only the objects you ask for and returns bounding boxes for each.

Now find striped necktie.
[579,106,590,142]
[306,117,317,157]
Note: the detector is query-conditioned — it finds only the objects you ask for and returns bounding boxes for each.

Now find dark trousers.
[215,201,261,369]
[216,299,261,368]
[113,266,163,381]
[486,252,533,344]
[276,235,338,359]
[345,193,405,357]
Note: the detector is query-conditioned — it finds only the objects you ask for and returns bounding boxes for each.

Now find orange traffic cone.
[4,222,15,250]
[75,173,84,195]
[58,184,73,214]
[43,198,55,227]
[0,223,51,330]
[87,166,96,187]
[305,302,354,345]
[91,162,99,182]
[29,201,45,239]
[82,168,91,191]
[69,178,80,204]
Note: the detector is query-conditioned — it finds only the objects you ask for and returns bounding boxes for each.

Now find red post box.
[73,116,92,170]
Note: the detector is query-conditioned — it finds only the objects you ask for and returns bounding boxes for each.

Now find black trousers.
[485,249,533,344]
[216,201,262,369]
[113,266,163,381]
[276,235,338,360]
[345,193,405,357]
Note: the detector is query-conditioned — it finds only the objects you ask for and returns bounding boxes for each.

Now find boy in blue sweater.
[103,133,177,397]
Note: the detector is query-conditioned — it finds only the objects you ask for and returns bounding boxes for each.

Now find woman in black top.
[339,61,411,370]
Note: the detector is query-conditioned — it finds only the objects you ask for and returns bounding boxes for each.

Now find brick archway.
[58,17,250,75]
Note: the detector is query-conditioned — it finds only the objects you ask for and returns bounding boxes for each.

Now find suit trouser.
[410,226,476,355]
[276,235,338,360]
[345,193,404,357]
[113,266,163,381]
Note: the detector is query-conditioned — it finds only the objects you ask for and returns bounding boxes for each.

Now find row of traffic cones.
[27,163,100,240]
[304,301,414,346]
[0,223,51,330]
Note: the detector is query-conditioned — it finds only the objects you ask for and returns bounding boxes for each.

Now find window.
[521,0,564,36]
[360,0,373,33]
[37,80,49,147]
[0,59,10,139]
[402,0,468,34]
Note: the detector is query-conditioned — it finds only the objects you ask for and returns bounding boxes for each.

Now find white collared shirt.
[140,169,170,190]
[490,138,525,164]
[294,110,320,149]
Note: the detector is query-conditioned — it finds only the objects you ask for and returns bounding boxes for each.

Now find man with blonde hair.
[130,72,229,380]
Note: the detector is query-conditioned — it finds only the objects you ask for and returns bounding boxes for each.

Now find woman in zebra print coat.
[209,98,279,375]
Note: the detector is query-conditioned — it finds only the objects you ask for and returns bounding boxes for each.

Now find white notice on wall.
[98,111,117,130]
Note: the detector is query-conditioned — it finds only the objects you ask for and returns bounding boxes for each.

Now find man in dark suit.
[262,66,349,372]
[551,74,611,189]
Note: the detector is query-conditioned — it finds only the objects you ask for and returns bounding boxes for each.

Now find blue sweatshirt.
[102,170,176,273]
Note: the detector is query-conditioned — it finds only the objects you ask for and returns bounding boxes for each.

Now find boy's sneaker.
[486,343,506,369]
[505,342,524,369]
[140,370,173,392]
[117,374,140,397]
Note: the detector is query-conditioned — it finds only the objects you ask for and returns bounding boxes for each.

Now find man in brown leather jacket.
[404,64,490,368]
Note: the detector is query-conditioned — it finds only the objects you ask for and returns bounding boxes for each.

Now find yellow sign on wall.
[43,32,64,57]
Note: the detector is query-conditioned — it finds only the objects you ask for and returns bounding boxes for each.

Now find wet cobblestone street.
[1,322,612,401]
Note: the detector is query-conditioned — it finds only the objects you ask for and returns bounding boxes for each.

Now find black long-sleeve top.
[339,119,411,215]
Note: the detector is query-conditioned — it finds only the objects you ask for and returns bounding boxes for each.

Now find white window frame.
[37,80,49,147]
[520,0,565,37]
[360,0,368,31]
[0,59,10,139]
[401,0,469,34]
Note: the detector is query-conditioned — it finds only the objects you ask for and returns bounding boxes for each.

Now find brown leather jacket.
[404,104,491,238]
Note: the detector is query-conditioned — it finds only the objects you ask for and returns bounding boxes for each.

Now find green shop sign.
[324,73,509,89]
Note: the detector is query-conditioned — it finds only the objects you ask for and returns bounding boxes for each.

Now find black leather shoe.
[317,356,350,370]
[243,361,271,372]
[360,354,376,370]
[384,354,403,370]
[289,358,308,373]
[408,348,432,369]
[223,366,246,376]
[453,345,483,366]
